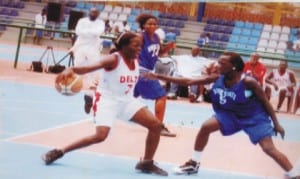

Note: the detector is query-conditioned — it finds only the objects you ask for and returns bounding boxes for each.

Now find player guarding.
[42,32,168,176]
[145,52,300,179]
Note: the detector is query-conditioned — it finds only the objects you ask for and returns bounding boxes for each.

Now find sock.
[287,167,299,178]
[191,150,202,163]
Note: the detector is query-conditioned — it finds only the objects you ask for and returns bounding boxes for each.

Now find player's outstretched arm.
[144,72,219,86]
[70,54,118,75]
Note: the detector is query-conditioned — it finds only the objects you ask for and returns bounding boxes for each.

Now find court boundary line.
[4,118,91,142]
[0,140,266,179]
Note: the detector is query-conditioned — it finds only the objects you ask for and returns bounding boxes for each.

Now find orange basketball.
[55,73,83,96]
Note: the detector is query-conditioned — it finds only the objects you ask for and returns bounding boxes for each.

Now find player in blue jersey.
[134,14,176,137]
[145,51,299,178]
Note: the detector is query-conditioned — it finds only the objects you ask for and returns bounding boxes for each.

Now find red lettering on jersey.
[120,75,138,83]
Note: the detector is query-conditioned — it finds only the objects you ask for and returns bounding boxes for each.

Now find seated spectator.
[293,85,300,114]
[243,53,266,86]
[123,21,131,32]
[166,47,214,103]
[197,32,210,47]
[265,60,297,113]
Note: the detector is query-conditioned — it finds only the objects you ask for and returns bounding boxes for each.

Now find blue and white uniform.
[210,75,274,144]
[93,52,146,127]
[134,32,166,99]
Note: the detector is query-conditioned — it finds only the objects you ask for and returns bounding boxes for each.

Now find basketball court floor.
[1,43,300,179]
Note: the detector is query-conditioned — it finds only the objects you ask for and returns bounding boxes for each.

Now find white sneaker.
[195,95,204,103]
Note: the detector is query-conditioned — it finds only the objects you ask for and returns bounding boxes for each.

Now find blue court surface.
[1,80,300,179]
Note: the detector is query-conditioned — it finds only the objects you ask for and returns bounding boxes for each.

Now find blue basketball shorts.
[133,77,166,100]
[214,110,274,144]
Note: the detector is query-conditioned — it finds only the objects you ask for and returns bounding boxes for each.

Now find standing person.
[42,32,168,176]
[71,7,105,114]
[265,60,297,113]
[145,52,300,179]
[33,8,47,45]
[134,14,176,137]
[243,52,266,86]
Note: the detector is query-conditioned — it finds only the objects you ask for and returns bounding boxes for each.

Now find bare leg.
[265,86,272,101]
[259,137,293,171]
[277,89,286,111]
[287,88,294,113]
[294,88,300,114]
[155,96,166,122]
[194,117,221,151]
[131,107,163,160]
[62,126,110,153]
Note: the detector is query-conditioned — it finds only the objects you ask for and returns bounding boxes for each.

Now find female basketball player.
[134,14,176,137]
[145,52,299,178]
[42,32,168,176]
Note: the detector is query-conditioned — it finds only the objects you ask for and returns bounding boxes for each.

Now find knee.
[148,121,164,134]
[92,131,109,143]
[200,122,214,134]
[261,144,277,156]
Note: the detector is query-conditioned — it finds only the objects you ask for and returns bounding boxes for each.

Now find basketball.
[55,72,83,96]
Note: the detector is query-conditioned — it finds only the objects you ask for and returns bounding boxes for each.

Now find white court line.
[1,98,80,105]
[4,118,91,141]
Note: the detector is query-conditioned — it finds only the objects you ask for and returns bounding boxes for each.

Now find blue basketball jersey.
[210,75,265,118]
[139,32,160,71]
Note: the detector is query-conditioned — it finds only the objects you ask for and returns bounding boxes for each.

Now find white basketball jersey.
[272,69,291,87]
[99,52,139,99]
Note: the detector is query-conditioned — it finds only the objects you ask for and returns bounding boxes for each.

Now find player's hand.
[274,124,285,140]
[55,68,74,85]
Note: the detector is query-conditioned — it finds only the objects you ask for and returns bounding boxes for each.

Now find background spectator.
[33,8,47,45]
[265,60,297,113]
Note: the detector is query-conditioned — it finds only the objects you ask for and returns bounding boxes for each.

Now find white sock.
[287,167,299,178]
[191,150,202,163]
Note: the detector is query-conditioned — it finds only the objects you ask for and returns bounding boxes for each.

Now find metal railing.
[0,21,299,69]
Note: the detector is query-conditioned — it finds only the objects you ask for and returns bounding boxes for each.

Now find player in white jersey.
[71,7,105,114]
[265,60,297,113]
[42,32,168,176]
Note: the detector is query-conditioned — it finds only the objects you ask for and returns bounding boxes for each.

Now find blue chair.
[10,9,18,16]
[220,34,229,42]
[251,30,261,37]
[253,23,263,30]
[248,37,258,45]
[229,35,239,43]
[242,29,251,36]
[97,4,104,11]
[173,28,180,36]
[207,18,215,24]
[211,33,220,41]
[223,27,233,34]
[85,3,94,9]
[127,14,136,23]
[152,10,160,17]
[239,36,248,44]
[235,21,244,28]
[197,38,205,47]
[232,27,242,35]
[131,8,141,15]
[175,21,184,28]
[227,43,237,49]
[75,2,85,9]
[166,20,175,27]
[244,22,254,29]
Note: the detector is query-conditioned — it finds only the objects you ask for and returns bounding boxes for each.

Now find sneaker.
[167,92,177,100]
[41,149,63,165]
[135,159,168,176]
[195,95,203,103]
[84,94,93,114]
[173,159,200,175]
[160,126,176,137]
